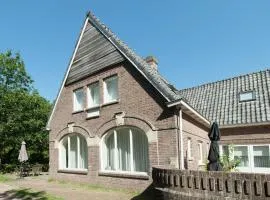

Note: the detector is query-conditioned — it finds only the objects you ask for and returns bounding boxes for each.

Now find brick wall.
[182,113,209,170]
[220,125,270,144]
[49,62,178,190]
[152,167,270,199]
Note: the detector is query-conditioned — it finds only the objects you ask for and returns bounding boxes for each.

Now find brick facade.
[49,61,210,190]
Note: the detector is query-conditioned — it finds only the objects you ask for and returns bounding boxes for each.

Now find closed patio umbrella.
[18,141,28,162]
[207,122,222,171]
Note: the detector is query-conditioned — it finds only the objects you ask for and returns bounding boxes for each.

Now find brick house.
[179,70,270,173]
[46,11,270,189]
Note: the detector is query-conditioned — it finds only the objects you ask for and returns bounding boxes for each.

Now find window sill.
[198,162,205,166]
[98,171,149,180]
[72,110,84,114]
[58,169,88,175]
[102,100,119,107]
[86,115,100,120]
[85,105,100,110]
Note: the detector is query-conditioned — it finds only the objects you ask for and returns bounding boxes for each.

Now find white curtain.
[79,136,88,169]
[253,146,270,168]
[104,127,148,172]
[69,136,78,168]
[234,146,249,167]
[105,133,115,170]
[133,129,148,172]
[61,138,68,169]
[117,128,130,171]
[105,76,118,102]
[88,83,99,107]
[74,89,84,111]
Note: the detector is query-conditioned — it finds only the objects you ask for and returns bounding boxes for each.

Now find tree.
[0,51,51,171]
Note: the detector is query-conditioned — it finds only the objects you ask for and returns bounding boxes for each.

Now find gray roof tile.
[178,69,270,126]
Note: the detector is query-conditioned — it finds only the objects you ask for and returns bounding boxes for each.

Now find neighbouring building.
[46,11,270,189]
[179,70,270,173]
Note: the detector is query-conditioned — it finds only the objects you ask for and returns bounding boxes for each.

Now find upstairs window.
[87,82,100,108]
[103,76,118,104]
[73,88,84,112]
[239,91,255,102]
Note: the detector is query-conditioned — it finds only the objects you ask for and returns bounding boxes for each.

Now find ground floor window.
[59,134,88,170]
[101,127,149,174]
[220,144,270,173]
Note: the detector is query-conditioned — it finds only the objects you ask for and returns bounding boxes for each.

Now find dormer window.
[239,91,255,102]
[103,75,118,104]
[73,88,84,112]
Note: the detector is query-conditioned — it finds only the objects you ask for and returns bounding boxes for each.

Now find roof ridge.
[179,68,270,92]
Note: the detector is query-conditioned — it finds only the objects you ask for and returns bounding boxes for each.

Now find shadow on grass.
[0,188,49,200]
[131,184,156,200]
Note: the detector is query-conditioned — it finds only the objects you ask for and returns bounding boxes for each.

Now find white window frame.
[239,91,255,102]
[59,134,88,172]
[87,82,100,108]
[198,141,203,165]
[220,144,270,173]
[103,75,119,104]
[86,82,100,118]
[187,138,193,160]
[73,88,84,112]
[100,127,148,176]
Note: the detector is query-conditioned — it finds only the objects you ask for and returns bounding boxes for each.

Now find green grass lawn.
[0,173,12,182]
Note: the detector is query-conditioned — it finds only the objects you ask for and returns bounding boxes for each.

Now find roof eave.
[167,99,211,127]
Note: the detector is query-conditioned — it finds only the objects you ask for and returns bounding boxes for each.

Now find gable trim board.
[46,12,210,130]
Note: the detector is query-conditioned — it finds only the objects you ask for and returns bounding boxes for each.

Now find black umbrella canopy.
[207,122,222,171]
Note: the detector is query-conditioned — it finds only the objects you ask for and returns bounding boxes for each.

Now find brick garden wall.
[152,167,270,199]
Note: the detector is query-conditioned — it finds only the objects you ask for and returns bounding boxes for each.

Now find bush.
[220,144,240,172]
[0,163,18,173]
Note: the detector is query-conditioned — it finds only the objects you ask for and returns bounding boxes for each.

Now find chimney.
[145,56,158,70]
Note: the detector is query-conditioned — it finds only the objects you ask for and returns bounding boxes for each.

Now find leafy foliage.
[220,145,241,172]
[0,51,51,171]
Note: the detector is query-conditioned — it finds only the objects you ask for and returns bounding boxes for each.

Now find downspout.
[178,107,184,170]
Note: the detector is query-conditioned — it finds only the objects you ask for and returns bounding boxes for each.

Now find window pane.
[239,92,254,102]
[104,76,118,103]
[105,133,115,170]
[253,146,270,168]
[79,136,88,169]
[61,138,68,169]
[234,146,249,167]
[74,89,84,111]
[69,135,78,168]
[133,129,148,172]
[88,83,99,107]
[117,128,130,171]
[198,142,203,162]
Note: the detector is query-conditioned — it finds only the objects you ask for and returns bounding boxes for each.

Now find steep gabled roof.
[178,69,270,127]
[85,12,180,101]
[46,12,183,129]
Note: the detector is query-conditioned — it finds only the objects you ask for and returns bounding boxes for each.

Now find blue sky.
[1,1,270,101]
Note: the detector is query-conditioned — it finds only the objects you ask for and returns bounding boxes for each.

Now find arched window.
[59,134,88,170]
[101,127,149,173]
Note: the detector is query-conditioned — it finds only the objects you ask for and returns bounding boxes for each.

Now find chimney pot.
[145,56,158,70]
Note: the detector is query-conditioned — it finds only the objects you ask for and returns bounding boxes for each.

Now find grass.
[0,173,12,182]
[48,178,140,196]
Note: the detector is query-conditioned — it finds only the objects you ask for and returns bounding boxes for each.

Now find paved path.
[0,175,137,200]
